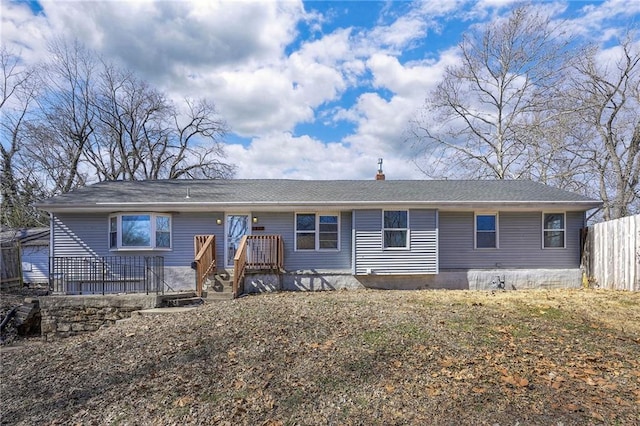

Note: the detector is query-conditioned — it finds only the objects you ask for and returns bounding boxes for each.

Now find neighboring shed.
[0,228,50,287]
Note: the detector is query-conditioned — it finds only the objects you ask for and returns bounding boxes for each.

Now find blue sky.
[2,0,639,180]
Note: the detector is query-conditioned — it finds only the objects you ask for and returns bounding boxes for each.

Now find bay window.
[109,213,172,250]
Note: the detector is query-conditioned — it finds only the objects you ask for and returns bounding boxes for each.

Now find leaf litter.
[1,288,639,425]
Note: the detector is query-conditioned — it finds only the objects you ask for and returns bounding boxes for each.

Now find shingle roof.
[35,179,602,212]
[0,227,49,245]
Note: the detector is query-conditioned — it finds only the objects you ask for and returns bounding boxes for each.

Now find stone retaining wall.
[39,294,159,340]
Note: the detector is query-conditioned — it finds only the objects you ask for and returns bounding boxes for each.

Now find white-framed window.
[543,212,565,248]
[295,213,339,251]
[109,213,172,250]
[475,213,498,249]
[383,210,409,249]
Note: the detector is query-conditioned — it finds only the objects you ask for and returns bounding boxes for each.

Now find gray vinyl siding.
[52,211,352,272]
[251,211,352,271]
[52,212,224,267]
[53,214,105,257]
[439,211,584,269]
[354,209,438,275]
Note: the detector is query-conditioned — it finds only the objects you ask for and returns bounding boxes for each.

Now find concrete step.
[165,296,204,307]
[158,292,200,307]
[132,306,201,317]
[203,291,233,301]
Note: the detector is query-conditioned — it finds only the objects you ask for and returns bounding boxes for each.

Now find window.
[319,215,339,249]
[295,213,339,250]
[475,213,498,249]
[109,216,118,249]
[543,213,565,248]
[155,216,171,248]
[109,213,172,250]
[383,210,408,249]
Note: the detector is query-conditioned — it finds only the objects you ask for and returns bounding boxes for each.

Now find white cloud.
[2,0,637,182]
[339,47,460,159]
[564,0,640,42]
[0,2,52,64]
[225,132,393,180]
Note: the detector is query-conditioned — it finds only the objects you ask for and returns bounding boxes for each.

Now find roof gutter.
[36,199,603,213]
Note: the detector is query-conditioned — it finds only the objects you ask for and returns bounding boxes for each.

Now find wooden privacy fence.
[1,243,22,291]
[582,214,639,291]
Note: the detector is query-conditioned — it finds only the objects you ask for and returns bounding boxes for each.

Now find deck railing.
[50,256,165,295]
[233,235,283,298]
[193,235,216,297]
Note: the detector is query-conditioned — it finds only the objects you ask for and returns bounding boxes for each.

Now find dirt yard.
[1,288,639,425]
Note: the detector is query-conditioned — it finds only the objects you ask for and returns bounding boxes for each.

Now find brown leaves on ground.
[1,288,639,425]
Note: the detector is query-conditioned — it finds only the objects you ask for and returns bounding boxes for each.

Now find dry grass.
[1,288,640,425]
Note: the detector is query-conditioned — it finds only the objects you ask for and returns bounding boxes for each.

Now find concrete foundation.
[462,268,583,291]
[164,266,196,292]
[242,268,582,293]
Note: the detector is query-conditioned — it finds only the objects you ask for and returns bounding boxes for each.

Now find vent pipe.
[376,158,385,180]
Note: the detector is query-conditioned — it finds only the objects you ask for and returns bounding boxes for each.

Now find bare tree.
[89,63,234,181]
[411,5,573,180]
[90,62,171,181]
[566,35,640,220]
[21,39,97,194]
[166,98,234,179]
[16,38,234,198]
[0,46,46,228]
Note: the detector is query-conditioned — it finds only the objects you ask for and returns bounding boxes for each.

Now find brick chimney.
[375,158,385,180]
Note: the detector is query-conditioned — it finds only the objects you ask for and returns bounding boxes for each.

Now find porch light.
[252,216,259,224]
[216,218,222,225]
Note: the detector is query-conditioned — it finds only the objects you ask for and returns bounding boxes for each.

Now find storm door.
[225,214,250,267]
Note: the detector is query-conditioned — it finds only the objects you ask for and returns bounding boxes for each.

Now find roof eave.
[36,200,603,213]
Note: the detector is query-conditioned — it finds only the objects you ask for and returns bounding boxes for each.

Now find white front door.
[225,214,250,267]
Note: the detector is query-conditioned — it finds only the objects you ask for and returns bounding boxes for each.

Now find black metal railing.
[49,256,165,295]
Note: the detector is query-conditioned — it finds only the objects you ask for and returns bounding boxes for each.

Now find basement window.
[109,213,172,250]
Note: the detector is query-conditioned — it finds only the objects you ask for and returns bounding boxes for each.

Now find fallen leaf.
[439,358,454,368]
[173,396,194,407]
[501,375,529,387]
[426,387,440,397]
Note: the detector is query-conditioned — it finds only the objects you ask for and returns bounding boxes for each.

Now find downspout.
[49,212,54,290]
[351,210,356,275]
[435,210,439,275]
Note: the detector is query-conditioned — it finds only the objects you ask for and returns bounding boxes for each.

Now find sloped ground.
[1,289,639,425]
